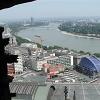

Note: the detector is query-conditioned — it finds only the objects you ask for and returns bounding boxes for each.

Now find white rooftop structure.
[21,43,37,49]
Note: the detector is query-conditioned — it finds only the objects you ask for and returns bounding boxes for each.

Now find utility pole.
[64,86,68,100]
[0,26,18,100]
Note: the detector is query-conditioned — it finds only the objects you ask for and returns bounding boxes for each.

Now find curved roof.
[79,56,100,73]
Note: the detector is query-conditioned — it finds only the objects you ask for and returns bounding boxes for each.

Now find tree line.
[58,21,100,37]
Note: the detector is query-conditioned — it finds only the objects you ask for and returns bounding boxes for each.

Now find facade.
[7,63,15,77]
[43,63,64,78]
[14,50,23,74]
[53,49,69,56]
[79,56,100,76]
[9,36,17,46]
[30,51,57,71]
[47,55,73,69]
[21,43,37,49]
[2,26,17,46]
[43,63,51,73]
[73,54,89,66]
[14,55,23,74]
[31,59,47,71]
[48,67,59,78]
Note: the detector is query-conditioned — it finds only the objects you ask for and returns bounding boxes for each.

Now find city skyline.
[0,0,100,21]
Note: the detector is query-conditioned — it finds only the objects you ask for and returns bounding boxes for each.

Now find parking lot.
[51,83,100,100]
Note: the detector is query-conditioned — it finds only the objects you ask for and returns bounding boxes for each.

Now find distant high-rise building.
[30,17,34,25]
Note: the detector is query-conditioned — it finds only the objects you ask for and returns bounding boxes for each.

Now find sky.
[0,0,100,21]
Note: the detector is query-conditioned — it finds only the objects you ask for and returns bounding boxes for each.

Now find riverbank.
[61,31,100,40]
[16,22,100,53]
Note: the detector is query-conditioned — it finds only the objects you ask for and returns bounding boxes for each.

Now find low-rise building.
[21,43,37,49]
[56,64,64,72]
[43,63,64,78]
[31,59,47,71]
[7,63,15,77]
[14,50,23,74]
[14,55,23,74]
[48,67,59,77]
[43,63,50,73]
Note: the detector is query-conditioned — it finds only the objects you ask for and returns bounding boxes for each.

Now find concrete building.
[14,50,23,74]
[21,43,37,49]
[47,67,59,78]
[43,63,64,78]
[47,55,74,69]
[2,26,17,46]
[5,46,24,74]
[53,49,69,56]
[14,56,23,74]
[7,63,15,77]
[43,63,51,73]
[73,54,89,66]
[31,58,47,71]
[9,36,17,46]
[5,46,30,70]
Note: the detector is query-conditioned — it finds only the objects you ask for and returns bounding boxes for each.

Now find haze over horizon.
[0,0,100,21]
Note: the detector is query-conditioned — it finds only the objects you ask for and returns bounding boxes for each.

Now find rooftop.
[9,82,38,95]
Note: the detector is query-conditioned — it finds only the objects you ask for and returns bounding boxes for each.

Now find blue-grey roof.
[79,56,100,73]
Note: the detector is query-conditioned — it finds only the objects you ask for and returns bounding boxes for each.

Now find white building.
[21,43,37,49]
[32,59,47,71]
[36,60,47,71]
[14,50,23,74]
[47,55,74,69]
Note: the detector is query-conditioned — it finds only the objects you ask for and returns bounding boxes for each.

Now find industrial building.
[79,56,100,77]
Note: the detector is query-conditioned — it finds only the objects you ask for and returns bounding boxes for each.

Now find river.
[18,23,100,53]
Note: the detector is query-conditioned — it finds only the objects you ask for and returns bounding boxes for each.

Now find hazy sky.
[0,0,100,20]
